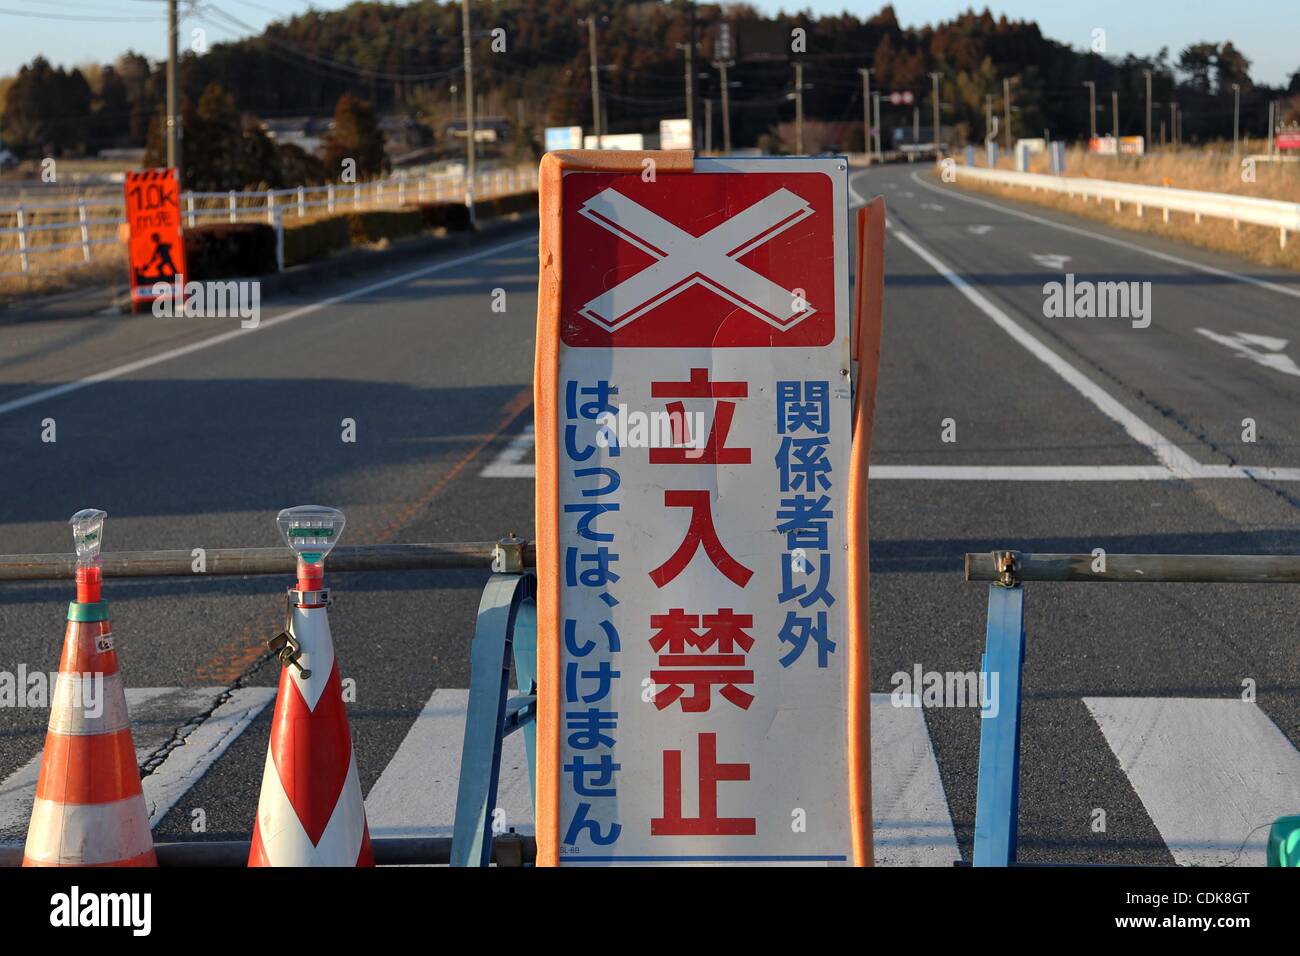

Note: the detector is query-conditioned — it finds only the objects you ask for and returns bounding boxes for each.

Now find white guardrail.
[0,164,539,279]
[954,164,1300,248]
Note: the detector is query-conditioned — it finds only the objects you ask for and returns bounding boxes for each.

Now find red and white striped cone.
[249,560,373,866]
[23,565,156,867]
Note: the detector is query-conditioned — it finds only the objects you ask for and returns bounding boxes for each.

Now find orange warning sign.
[124,168,186,312]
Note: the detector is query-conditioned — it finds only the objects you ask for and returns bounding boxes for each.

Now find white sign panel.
[540,156,858,865]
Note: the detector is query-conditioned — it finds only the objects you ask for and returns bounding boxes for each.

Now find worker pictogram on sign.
[124,168,187,312]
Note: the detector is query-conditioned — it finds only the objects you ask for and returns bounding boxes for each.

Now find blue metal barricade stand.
[450,536,538,867]
[972,552,1026,866]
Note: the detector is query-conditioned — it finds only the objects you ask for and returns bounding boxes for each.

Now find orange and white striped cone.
[249,510,372,867]
[23,556,156,867]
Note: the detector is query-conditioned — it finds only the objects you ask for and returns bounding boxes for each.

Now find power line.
[0,4,163,21]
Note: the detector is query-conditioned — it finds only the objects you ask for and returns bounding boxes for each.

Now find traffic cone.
[23,510,156,867]
[249,506,373,867]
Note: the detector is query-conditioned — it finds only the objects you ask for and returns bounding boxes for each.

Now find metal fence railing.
[0,164,539,280]
[954,163,1300,248]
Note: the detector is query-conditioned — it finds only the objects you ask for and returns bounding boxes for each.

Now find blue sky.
[1,0,1295,86]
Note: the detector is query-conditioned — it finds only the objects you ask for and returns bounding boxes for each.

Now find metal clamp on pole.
[992,549,1020,588]
[492,533,525,574]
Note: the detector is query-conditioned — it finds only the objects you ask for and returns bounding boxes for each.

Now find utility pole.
[1143,70,1152,150]
[704,98,713,153]
[794,62,805,154]
[913,105,920,147]
[583,16,601,146]
[715,21,734,155]
[461,0,476,217]
[929,71,942,150]
[1268,100,1275,156]
[872,90,881,160]
[985,94,993,144]
[857,68,871,165]
[719,60,732,153]
[1083,80,1096,140]
[1111,89,1119,141]
[1003,76,1012,151]
[1170,102,1178,149]
[679,39,695,149]
[1232,83,1240,155]
[166,0,180,179]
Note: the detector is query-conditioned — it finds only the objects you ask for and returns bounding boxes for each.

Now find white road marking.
[363,688,960,864]
[912,170,1300,304]
[1196,329,1300,378]
[364,687,534,838]
[480,424,536,478]
[966,225,993,235]
[870,694,961,866]
[0,686,273,841]
[920,202,945,212]
[141,687,275,826]
[888,223,1202,478]
[480,429,1300,481]
[0,235,539,420]
[1031,253,1071,269]
[1086,697,1300,866]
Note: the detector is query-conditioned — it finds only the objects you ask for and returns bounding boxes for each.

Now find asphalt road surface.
[3,163,1300,865]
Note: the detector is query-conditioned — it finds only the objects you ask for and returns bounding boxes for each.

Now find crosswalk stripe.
[0,686,274,843]
[1085,697,1300,866]
[364,688,961,865]
[870,694,962,866]
[365,687,534,838]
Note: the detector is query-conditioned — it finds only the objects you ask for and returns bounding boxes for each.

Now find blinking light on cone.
[249,505,374,866]
[23,509,157,867]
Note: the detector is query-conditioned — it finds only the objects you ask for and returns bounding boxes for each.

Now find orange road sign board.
[124,168,186,313]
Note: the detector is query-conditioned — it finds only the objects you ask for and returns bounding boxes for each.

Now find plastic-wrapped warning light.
[276,505,345,565]
[69,508,107,568]
[69,508,107,603]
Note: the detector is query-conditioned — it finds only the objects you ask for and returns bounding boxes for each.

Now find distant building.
[259,117,332,157]
[443,117,510,145]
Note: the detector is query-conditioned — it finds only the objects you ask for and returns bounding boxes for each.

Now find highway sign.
[124,168,186,313]
[582,133,645,150]
[534,151,868,866]
[659,118,693,150]
[544,126,583,151]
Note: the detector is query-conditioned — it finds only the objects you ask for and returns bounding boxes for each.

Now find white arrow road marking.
[1031,253,1072,269]
[578,187,816,332]
[920,202,945,211]
[481,424,535,478]
[1197,328,1300,377]
[966,225,993,235]
[902,191,915,198]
